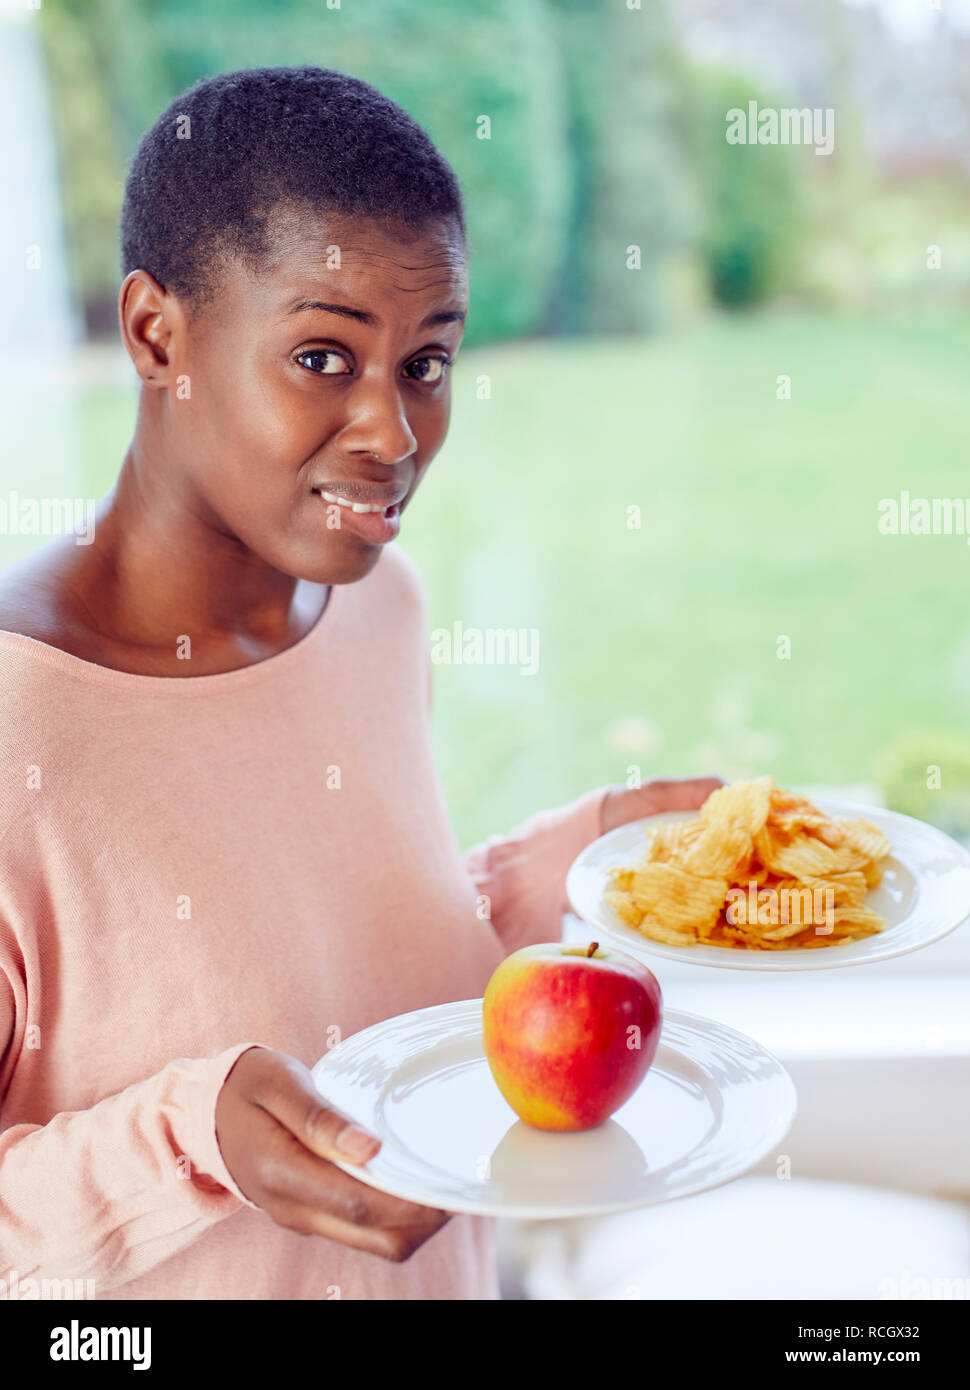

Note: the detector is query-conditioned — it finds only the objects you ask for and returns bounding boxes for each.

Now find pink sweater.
[0,541,608,1300]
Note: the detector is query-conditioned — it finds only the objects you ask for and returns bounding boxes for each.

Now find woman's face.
[162,210,469,585]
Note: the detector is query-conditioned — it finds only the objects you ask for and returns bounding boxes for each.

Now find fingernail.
[336,1125,379,1162]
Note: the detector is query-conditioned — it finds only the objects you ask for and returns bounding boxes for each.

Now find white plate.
[566,800,970,972]
[311,999,796,1220]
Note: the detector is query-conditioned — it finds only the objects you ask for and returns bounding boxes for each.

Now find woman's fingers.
[253,1102,448,1226]
[215,1046,452,1261]
[601,774,725,832]
[244,1047,382,1165]
[643,775,724,810]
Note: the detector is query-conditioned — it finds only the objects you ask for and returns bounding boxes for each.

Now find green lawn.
[76,311,970,847]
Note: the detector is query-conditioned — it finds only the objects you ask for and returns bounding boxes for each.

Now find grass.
[74,311,970,847]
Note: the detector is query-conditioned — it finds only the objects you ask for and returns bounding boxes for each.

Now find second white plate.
[565,800,970,971]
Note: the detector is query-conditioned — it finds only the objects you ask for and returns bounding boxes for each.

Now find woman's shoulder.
[0,546,114,777]
[0,538,94,658]
[0,554,85,847]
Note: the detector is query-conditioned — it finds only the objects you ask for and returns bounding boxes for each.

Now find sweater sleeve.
[463,785,611,955]
[0,961,268,1292]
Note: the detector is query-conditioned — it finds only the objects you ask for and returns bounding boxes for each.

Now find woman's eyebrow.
[284,298,466,329]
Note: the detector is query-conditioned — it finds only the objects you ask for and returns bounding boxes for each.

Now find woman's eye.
[406,356,451,384]
[295,350,451,382]
[296,349,350,374]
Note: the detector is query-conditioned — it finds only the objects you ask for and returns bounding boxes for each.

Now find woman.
[0,66,717,1300]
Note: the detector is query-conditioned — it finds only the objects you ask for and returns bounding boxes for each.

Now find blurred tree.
[543,0,695,335]
[536,0,602,337]
[328,0,571,346]
[38,1,129,333]
[587,2,696,334]
[683,63,807,307]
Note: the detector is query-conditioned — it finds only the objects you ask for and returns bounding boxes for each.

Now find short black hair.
[120,65,467,313]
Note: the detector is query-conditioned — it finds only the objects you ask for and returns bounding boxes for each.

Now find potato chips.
[604,777,893,951]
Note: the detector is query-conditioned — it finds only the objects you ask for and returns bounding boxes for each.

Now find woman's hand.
[215,1046,450,1263]
[600,775,724,835]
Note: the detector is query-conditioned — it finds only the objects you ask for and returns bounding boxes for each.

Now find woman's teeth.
[319,490,388,515]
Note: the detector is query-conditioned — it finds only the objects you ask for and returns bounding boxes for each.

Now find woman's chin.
[290,540,385,587]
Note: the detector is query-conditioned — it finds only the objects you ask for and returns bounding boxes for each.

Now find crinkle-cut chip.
[711,923,751,947]
[837,817,893,864]
[761,919,819,941]
[826,846,870,874]
[644,823,677,863]
[680,822,752,881]
[707,922,740,947]
[700,776,772,836]
[780,814,849,853]
[672,820,708,862]
[823,871,869,907]
[761,934,817,950]
[827,843,891,876]
[831,905,885,935]
[748,879,830,928]
[718,921,801,950]
[768,789,836,836]
[689,903,726,940]
[861,857,886,890]
[751,826,787,871]
[604,889,643,927]
[753,825,840,878]
[645,819,705,866]
[814,821,851,850]
[644,827,674,863]
[631,916,701,947]
[606,867,635,892]
[768,872,868,915]
[751,873,786,896]
[629,863,728,933]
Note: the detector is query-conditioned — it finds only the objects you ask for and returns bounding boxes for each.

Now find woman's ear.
[118,269,183,387]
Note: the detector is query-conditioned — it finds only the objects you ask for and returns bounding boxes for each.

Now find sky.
[842,0,970,38]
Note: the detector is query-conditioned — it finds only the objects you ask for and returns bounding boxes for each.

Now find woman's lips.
[312,489,401,543]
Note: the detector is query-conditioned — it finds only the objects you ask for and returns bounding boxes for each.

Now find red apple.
[482,941,662,1131]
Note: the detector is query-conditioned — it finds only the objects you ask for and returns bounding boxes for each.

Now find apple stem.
[586,941,599,957]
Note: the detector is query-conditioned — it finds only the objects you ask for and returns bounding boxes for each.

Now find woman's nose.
[340,387,418,466]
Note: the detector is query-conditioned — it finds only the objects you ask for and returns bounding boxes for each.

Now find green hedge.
[683,62,808,308]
